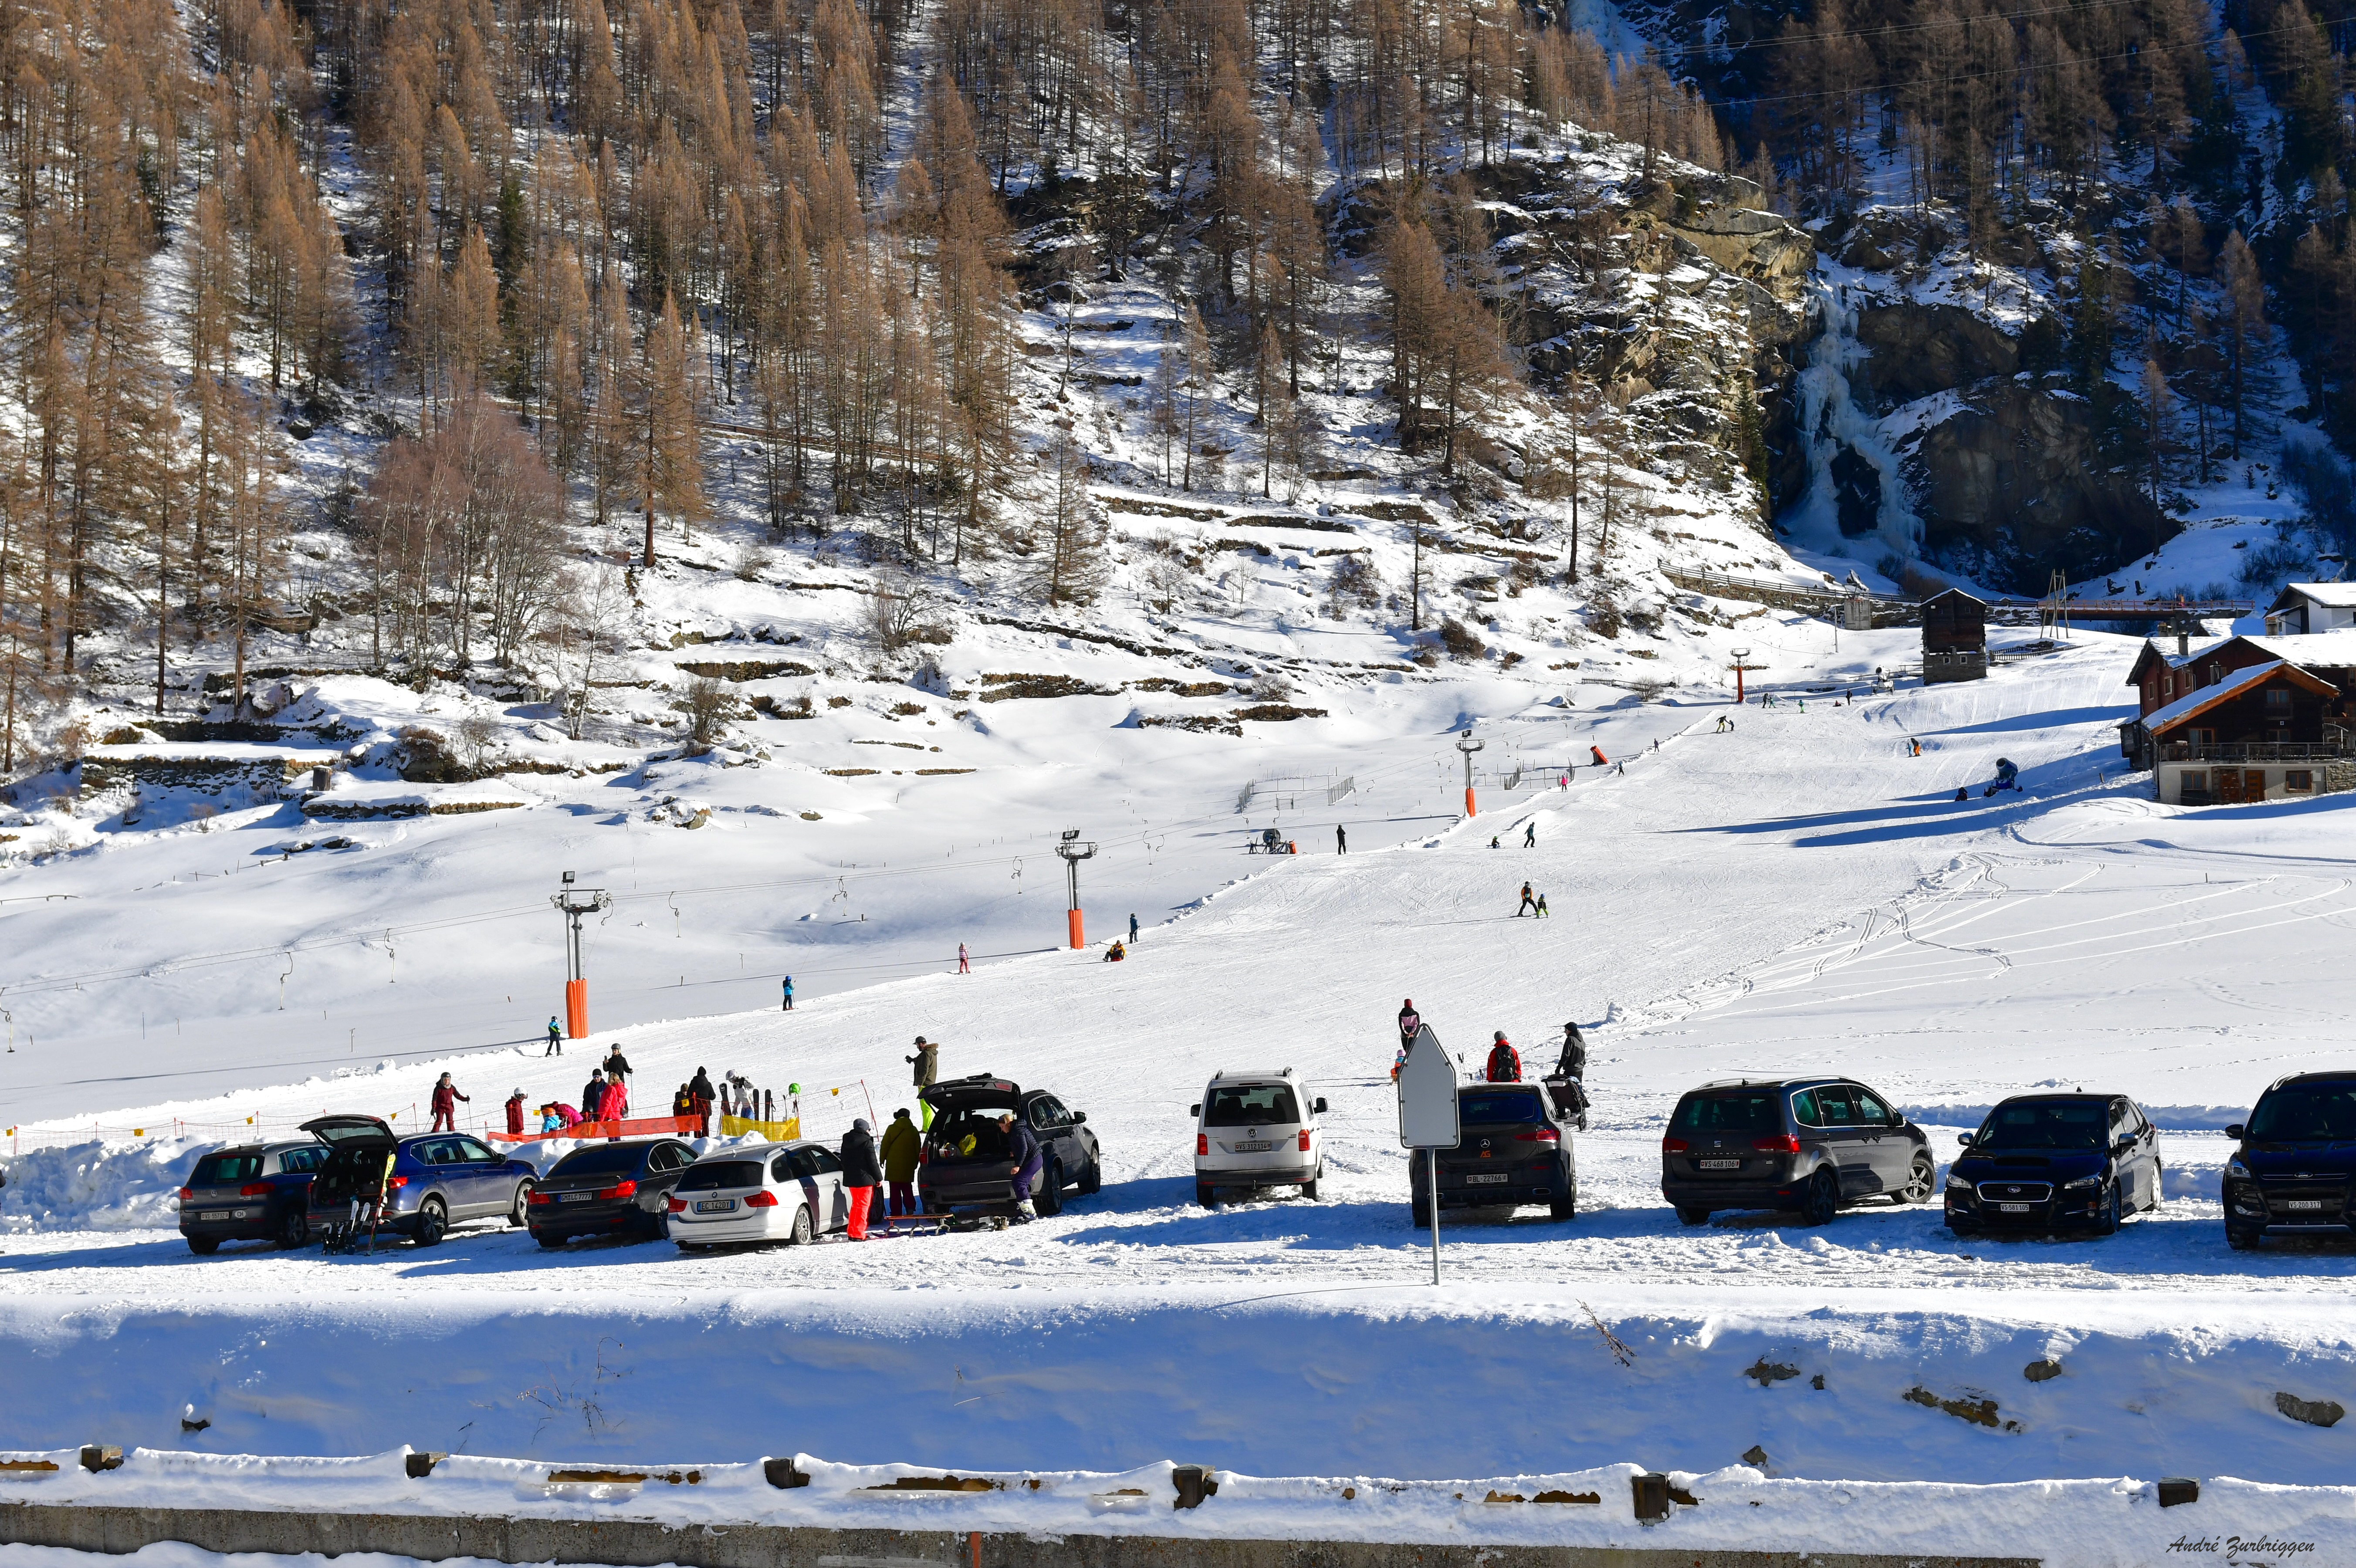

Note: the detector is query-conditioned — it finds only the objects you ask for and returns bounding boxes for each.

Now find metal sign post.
[1395,1024,1460,1284]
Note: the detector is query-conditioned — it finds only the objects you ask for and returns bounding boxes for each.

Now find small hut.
[1921,588,1988,684]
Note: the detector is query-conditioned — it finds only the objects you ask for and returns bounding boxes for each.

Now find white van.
[1193,1068,1327,1206]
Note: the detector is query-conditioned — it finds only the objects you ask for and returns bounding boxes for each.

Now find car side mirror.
[1313,1097,1329,1115]
[1189,1104,1201,1117]
[1889,1112,1906,1129]
[1956,1133,1974,1148]
[2225,1123,2246,1141]
[1070,1111,1087,1125]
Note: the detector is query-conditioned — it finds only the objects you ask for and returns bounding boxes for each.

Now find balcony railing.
[2156,740,2355,763]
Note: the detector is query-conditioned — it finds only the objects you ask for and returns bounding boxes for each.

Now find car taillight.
[1754,1134,1801,1154]
[528,1190,554,1205]
[596,1179,638,1201]
[1661,1137,1688,1154]
[176,1187,194,1202]
[667,1196,687,1213]
[1516,1128,1560,1143]
[1197,1133,1208,1156]
[385,1176,407,1188]
[1298,1130,1311,1152]
[745,1190,779,1208]
[239,1183,273,1197]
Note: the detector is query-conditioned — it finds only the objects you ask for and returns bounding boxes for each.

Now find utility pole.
[1055,829,1098,950]
[1456,729,1485,818]
[1729,647,1765,704]
[551,871,612,1039]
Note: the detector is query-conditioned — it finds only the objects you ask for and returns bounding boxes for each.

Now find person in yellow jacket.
[880,1107,923,1217]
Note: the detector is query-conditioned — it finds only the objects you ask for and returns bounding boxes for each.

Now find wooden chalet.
[2120,632,2356,804]
[1920,589,1987,684]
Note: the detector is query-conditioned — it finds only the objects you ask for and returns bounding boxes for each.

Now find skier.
[545,1017,562,1056]
[1535,892,1550,918]
[840,1119,881,1240]
[999,1109,1043,1221]
[1516,882,1538,916]
[1336,824,1347,854]
[601,1042,631,1082]
[430,1072,468,1133]
[504,1088,527,1136]
[958,943,971,973]
[1129,912,1140,944]
[1489,835,1501,848]
[1523,821,1537,848]
[1485,1032,1522,1083]
[781,975,794,1011]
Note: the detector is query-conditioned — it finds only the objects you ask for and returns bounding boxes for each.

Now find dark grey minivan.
[1660,1077,1935,1226]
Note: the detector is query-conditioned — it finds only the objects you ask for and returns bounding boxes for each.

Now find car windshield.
[552,1145,646,1176]
[1671,1093,1780,1134]
[1975,1102,2106,1150]
[1204,1084,1300,1125]
[1460,1090,1545,1125]
[192,1153,263,1185]
[2249,1083,2356,1142]
[676,1160,765,1192]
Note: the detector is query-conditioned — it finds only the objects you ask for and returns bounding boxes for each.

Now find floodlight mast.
[1456,729,1485,818]
[551,871,613,1038]
[1054,828,1098,949]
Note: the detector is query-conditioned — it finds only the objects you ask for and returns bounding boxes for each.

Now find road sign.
[1395,1024,1458,1285]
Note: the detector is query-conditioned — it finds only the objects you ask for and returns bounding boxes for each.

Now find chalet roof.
[2234,630,2356,670]
[2269,582,2356,612]
[1920,588,1987,608]
[2124,636,2227,686]
[2139,659,2338,737]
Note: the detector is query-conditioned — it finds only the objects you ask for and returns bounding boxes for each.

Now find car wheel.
[1196,1183,1217,1208]
[1077,1157,1101,1195]
[1551,1179,1577,1222]
[2226,1223,2263,1251]
[186,1235,221,1256]
[414,1199,447,1248]
[2095,1183,2122,1237]
[276,1207,310,1250]
[1410,1199,1431,1229]
[1301,1178,1320,1202]
[788,1205,815,1246]
[1945,1219,1978,1238]
[1036,1163,1064,1217]
[535,1230,567,1250]
[1798,1169,1839,1227]
[1675,1206,1711,1227]
[1897,1156,1936,1204]
[509,1179,536,1227]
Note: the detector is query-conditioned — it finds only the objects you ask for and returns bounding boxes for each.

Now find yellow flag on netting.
[720,1116,802,1141]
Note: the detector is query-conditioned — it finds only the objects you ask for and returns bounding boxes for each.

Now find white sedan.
[667,1142,850,1249]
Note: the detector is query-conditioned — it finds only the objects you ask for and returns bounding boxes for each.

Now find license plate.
[694,1198,735,1213]
[201,1210,229,1221]
[1466,1173,1510,1185]
[1698,1159,1740,1171]
[1231,1141,1272,1153]
[1999,1203,2031,1213]
[561,1192,594,1203]
[2289,1200,2324,1210]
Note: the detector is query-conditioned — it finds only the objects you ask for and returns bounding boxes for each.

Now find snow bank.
[0,1138,213,1233]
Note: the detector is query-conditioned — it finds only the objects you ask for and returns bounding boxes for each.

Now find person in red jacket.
[430,1073,469,1132]
[1485,1032,1522,1083]
[504,1089,527,1136]
[598,1074,630,1123]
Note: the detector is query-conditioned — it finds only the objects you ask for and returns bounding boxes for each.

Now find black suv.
[919,1073,1101,1216]
[1946,1095,2161,1237]
[178,1141,328,1253]
[1409,1082,1577,1223]
[528,1137,697,1247]
[2224,1073,2356,1250]
[1661,1077,1933,1226]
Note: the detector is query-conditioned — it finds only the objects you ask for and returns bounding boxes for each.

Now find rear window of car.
[193,1153,264,1185]
[2250,1082,2356,1142]
[1460,1090,1544,1125]
[1204,1084,1301,1125]
[677,1160,765,1192]
[1671,1093,1781,1134]
[552,1145,646,1177]
[1977,1101,2105,1149]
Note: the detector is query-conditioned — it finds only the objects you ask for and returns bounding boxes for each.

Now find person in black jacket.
[580,1069,606,1123]
[997,1110,1043,1221]
[840,1118,883,1240]
[602,1044,632,1082]
[1555,1022,1586,1080]
[689,1067,716,1136]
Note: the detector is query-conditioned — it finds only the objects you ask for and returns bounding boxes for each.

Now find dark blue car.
[2224,1074,2356,1250]
[302,1114,538,1248]
[1944,1094,2163,1236]
[177,1141,328,1253]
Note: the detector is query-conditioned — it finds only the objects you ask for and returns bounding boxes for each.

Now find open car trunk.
[921,1074,1023,1115]
[302,1115,396,1206]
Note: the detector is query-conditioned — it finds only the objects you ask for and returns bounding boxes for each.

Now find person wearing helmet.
[1485,1032,1522,1083]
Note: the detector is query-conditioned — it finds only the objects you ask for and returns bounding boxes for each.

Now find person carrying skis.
[840,1119,882,1240]
[1516,882,1538,916]
[429,1073,469,1132]
[545,1017,562,1056]
[504,1088,527,1136]
[1485,1032,1522,1083]
[999,1110,1044,1222]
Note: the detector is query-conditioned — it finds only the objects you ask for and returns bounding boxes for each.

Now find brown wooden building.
[1920,589,1987,684]
[2121,641,2356,804]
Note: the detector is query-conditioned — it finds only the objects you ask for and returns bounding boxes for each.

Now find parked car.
[177,1140,328,1253]
[1945,1094,2162,1237]
[1194,1067,1327,1206]
[301,1115,538,1247]
[1409,1081,1577,1224]
[2224,1073,2356,1250]
[667,1141,848,1249]
[1660,1077,1933,1227]
[528,1137,697,1247]
[919,1073,1101,1216]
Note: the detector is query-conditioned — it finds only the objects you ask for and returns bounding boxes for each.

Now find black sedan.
[1945,1094,2162,1236]
[178,1141,328,1253]
[528,1138,697,1247]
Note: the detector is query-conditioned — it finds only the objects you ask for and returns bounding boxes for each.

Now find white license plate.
[694,1198,735,1213]
[561,1192,594,1203]
[2000,1203,2031,1213]
[1466,1173,1510,1185]
[201,1210,230,1221]
[1698,1159,1740,1171]
[1231,1141,1272,1153]
[2289,1200,2324,1210]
